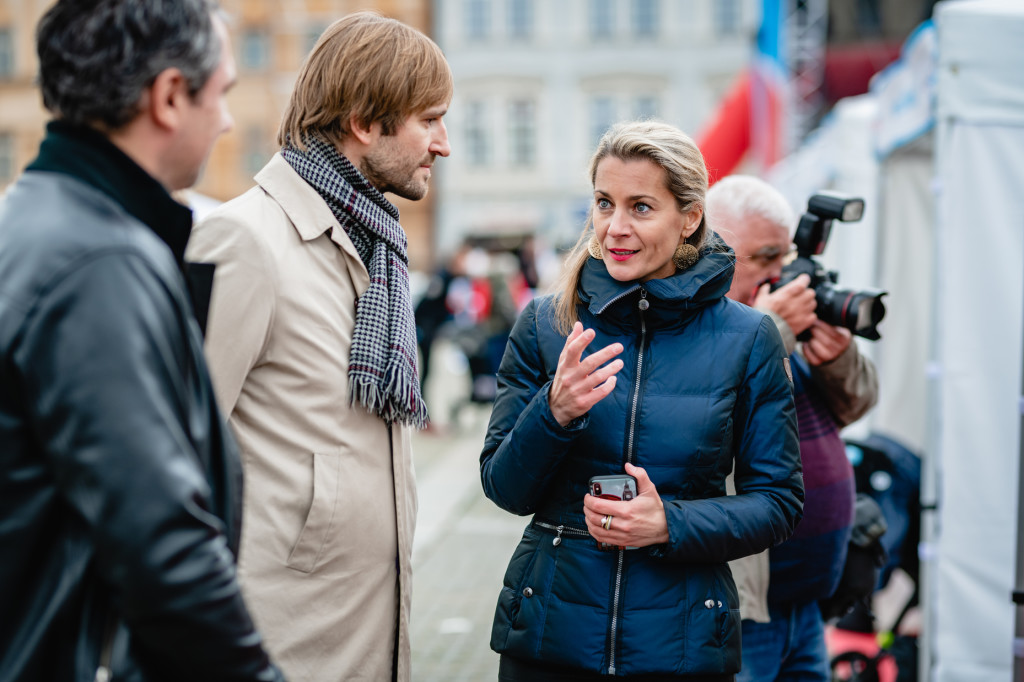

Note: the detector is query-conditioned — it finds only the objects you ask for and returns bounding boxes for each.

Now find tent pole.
[1014,229,1024,682]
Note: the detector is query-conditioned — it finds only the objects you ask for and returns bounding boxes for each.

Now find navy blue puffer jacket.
[480,242,804,677]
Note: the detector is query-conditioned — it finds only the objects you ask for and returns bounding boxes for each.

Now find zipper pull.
[553,525,564,546]
[638,288,649,311]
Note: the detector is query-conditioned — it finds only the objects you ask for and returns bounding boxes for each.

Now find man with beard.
[185,11,451,682]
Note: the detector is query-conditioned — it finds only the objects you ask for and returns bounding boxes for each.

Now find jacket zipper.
[608,288,648,676]
[94,614,117,682]
[534,520,590,546]
[625,289,647,470]
[594,284,641,315]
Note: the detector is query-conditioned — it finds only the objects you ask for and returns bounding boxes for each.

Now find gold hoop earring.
[673,242,699,270]
[588,237,603,260]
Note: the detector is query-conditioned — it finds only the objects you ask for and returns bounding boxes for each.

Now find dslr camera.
[771,192,887,340]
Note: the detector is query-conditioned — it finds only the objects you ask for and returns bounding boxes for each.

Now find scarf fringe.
[350,374,429,429]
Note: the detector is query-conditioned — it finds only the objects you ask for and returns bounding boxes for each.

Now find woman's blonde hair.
[278,11,453,150]
[553,120,709,334]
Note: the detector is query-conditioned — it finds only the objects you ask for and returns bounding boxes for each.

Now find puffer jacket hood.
[579,233,735,323]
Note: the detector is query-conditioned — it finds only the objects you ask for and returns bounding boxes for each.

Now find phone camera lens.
[593,483,602,495]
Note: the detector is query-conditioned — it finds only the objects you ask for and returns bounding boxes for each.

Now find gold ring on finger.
[602,515,613,531]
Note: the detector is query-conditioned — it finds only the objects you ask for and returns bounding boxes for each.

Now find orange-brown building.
[0,0,438,269]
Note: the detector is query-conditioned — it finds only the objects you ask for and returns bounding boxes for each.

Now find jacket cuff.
[539,383,590,433]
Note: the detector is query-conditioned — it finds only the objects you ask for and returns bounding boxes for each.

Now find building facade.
[432,0,758,259]
[0,0,438,269]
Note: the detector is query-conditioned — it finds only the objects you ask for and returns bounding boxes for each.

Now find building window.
[0,132,13,183]
[0,28,12,78]
[633,95,659,120]
[631,0,658,38]
[590,96,616,149]
[465,100,489,167]
[714,0,740,36]
[508,99,536,167]
[465,0,490,41]
[244,127,269,178]
[508,0,533,40]
[589,0,614,39]
[240,29,270,70]
[305,24,327,56]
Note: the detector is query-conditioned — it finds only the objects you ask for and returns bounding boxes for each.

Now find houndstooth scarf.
[282,137,428,428]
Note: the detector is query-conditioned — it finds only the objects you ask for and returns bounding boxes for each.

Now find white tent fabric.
[870,22,937,456]
[930,1,1024,679]
[762,6,1024,676]
[871,135,933,455]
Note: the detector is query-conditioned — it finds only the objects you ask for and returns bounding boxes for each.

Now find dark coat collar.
[26,120,193,266]
[579,232,737,326]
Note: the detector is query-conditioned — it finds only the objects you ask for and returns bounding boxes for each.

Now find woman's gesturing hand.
[549,322,624,427]
[583,463,670,548]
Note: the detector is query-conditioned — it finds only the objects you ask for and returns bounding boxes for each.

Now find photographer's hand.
[754,273,816,337]
[803,321,852,365]
[583,463,669,548]
[549,322,624,427]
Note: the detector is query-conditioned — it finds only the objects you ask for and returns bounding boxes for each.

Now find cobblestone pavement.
[409,342,525,682]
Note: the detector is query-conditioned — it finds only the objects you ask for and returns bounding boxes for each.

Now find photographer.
[707,175,878,682]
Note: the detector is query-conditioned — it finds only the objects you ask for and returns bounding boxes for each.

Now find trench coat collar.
[256,153,339,242]
[255,152,370,294]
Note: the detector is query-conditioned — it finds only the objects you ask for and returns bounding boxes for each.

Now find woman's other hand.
[583,463,669,548]
[549,321,623,427]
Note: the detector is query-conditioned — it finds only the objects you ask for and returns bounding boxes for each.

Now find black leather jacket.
[0,123,283,681]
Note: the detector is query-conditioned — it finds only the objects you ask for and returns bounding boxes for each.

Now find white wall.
[928,3,1024,679]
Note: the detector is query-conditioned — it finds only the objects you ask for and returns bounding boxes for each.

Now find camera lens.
[816,283,887,341]
[593,482,602,495]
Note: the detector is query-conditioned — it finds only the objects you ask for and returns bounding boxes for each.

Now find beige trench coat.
[186,154,416,682]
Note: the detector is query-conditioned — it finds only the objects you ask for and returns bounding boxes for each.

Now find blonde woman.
[480,120,804,681]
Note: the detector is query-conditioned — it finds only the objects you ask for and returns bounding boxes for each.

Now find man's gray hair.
[706,175,796,236]
[36,0,222,130]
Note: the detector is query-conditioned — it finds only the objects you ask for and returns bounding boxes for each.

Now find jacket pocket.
[676,564,742,674]
[491,528,542,652]
[285,451,341,573]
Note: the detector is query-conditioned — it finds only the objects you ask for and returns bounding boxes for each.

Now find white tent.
[762,3,1024,675]
[928,2,1024,679]
[868,22,937,457]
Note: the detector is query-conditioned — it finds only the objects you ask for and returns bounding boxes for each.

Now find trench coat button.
[523,587,534,598]
[704,599,714,609]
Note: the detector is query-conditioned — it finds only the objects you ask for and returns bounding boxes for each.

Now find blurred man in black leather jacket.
[0,1,284,680]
